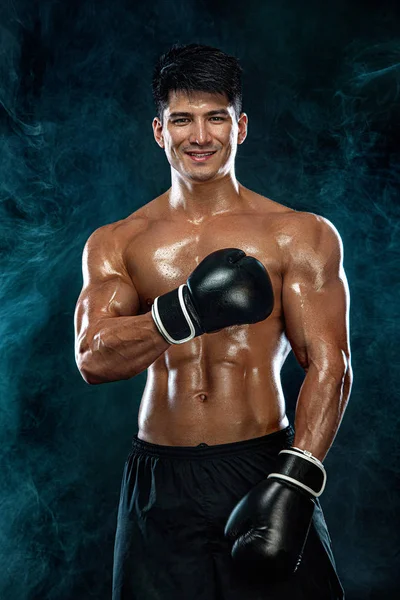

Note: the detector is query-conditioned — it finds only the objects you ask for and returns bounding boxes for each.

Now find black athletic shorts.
[112,425,345,599]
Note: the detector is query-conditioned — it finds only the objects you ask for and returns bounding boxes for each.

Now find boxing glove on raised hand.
[224,447,327,582]
[151,248,274,344]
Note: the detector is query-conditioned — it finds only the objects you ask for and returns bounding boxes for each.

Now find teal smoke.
[0,0,399,598]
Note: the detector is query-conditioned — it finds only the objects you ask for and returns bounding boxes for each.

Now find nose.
[188,119,213,146]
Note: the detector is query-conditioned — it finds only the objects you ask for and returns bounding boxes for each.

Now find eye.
[172,117,225,124]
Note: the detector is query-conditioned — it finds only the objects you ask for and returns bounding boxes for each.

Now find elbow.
[336,354,353,402]
[75,330,109,385]
[343,352,353,384]
[75,353,136,385]
[311,351,351,384]
[76,353,107,385]
[345,361,354,394]
[334,350,352,381]
[79,368,103,386]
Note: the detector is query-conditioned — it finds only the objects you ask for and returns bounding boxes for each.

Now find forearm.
[292,361,353,462]
[76,311,170,384]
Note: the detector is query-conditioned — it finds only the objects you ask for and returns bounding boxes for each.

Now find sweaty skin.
[74,91,352,460]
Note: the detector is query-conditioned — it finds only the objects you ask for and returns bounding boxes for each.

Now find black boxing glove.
[151,248,274,344]
[224,447,327,582]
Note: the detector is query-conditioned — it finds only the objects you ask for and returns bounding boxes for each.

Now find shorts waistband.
[130,425,294,460]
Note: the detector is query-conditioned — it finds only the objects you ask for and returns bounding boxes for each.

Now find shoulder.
[281,211,344,274]
[83,204,153,255]
[81,212,149,280]
[83,222,123,261]
[81,197,169,283]
[282,210,342,247]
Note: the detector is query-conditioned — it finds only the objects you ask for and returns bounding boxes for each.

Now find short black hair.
[152,43,243,125]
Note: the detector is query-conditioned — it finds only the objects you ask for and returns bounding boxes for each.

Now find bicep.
[74,227,140,351]
[282,217,351,372]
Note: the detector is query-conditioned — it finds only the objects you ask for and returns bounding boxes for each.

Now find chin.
[188,171,219,182]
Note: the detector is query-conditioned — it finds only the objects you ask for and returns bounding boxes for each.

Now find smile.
[186,151,217,162]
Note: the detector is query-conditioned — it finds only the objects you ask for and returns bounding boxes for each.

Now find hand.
[224,447,326,582]
[151,248,274,344]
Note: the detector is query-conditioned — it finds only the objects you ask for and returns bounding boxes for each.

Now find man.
[74,43,352,599]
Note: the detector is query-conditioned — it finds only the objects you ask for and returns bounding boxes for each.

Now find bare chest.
[123,212,286,317]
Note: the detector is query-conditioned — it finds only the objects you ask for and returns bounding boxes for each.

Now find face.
[152,90,247,183]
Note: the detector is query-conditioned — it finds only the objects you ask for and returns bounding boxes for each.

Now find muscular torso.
[116,184,298,445]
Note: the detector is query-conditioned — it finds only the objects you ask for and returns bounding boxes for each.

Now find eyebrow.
[168,109,230,119]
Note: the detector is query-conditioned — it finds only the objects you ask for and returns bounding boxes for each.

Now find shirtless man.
[74,44,352,599]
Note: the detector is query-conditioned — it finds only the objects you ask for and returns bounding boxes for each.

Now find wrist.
[267,447,327,498]
[151,284,203,344]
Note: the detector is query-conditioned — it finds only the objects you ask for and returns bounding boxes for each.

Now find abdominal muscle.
[137,324,291,446]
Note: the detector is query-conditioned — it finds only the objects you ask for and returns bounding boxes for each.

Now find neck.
[168,170,243,223]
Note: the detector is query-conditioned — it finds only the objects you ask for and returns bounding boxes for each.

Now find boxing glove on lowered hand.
[224,447,327,582]
[151,248,274,344]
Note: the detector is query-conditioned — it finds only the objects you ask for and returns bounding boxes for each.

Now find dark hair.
[152,43,243,125]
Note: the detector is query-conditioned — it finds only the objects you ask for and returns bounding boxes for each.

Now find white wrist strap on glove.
[267,447,327,498]
[152,284,196,344]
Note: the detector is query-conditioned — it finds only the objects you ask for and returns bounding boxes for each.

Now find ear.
[237,112,248,145]
[152,117,164,148]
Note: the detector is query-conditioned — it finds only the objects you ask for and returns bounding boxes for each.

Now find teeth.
[189,152,214,157]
